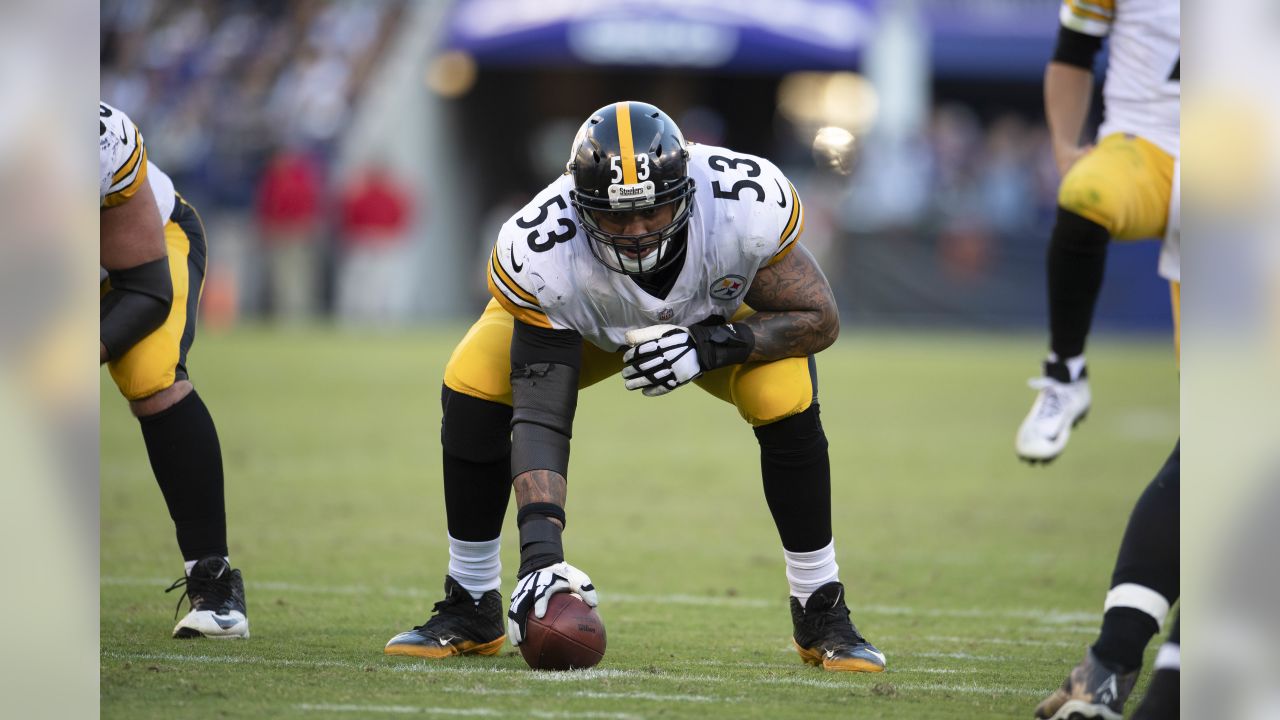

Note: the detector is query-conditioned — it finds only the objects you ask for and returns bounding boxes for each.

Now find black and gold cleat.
[385,575,505,659]
[791,581,886,673]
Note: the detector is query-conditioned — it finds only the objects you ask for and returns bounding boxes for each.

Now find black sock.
[1093,442,1180,671]
[440,386,513,541]
[755,403,832,553]
[1093,607,1158,671]
[138,389,228,561]
[1047,208,1111,359]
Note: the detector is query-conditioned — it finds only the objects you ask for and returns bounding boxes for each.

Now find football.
[519,592,606,671]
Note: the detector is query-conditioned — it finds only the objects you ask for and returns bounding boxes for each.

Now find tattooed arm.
[740,244,840,361]
[514,470,566,528]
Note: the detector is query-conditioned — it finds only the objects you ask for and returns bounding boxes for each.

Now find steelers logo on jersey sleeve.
[710,274,747,301]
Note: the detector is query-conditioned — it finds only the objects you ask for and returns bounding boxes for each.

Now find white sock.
[1154,642,1180,671]
[448,535,502,600]
[184,557,231,576]
[785,540,839,608]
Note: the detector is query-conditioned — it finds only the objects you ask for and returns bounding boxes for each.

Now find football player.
[100,102,247,638]
[385,101,885,673]
[1016,0,1180,463]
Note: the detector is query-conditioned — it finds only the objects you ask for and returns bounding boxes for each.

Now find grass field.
[101,326,1178,719]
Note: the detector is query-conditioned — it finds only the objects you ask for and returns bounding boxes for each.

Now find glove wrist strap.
[689,323,756,370]
[517,508,565,578]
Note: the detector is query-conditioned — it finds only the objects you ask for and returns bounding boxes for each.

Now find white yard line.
[297,704,641,719]
[917,635,1080,648]
[679,659,968,675]
[103,651,1043,697]
[913,651,1013,662]
[101,576,1098,625]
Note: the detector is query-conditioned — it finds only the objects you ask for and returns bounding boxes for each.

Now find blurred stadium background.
[100,0,1171,334]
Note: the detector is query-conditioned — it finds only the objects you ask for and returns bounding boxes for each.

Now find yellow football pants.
[444,300,816,427]
[104,196,208,401]
[1058,133,1176,241]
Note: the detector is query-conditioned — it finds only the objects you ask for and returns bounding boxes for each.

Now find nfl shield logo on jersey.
[657,308,674,322]
[710,274,747,301]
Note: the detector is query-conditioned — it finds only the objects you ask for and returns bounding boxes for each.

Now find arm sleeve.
[509,321,582,478]
[511,320,583,370]
[1052,25,1106,69]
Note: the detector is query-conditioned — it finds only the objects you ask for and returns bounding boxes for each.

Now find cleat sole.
[1017,407,1091,466]
[824,657,886,673]
[1049,699,1122,720]
[172,626,249,639]
[384,635,505,659]
[793,641,885,673]
[795,642,823,667]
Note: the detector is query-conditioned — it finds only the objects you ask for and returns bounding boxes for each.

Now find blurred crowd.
[844,105,1060,245]
[101,0,405,203]
[831,105,1064,315]
[101,0,415,324]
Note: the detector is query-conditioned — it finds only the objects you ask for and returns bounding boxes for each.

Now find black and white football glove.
[506,561,598,646]
[623,322,756,397]
[622,325,702,396]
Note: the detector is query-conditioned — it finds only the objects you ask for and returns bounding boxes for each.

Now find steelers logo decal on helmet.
[568,101,696,276]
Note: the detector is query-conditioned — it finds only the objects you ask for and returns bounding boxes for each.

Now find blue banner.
[444,0,876,71]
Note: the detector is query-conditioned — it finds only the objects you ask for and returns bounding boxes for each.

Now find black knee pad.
[754,403,827,460]
[440,385,512,463]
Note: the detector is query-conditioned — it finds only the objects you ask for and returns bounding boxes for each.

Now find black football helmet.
[568,101,695,275]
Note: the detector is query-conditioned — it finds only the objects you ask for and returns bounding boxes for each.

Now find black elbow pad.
[510,362,579,478]
[101,256,173,359]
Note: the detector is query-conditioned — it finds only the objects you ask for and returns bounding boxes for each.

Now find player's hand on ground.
[623,324,702,396]
[507,561,598,646]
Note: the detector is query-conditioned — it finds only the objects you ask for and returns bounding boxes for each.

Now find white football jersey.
[99,101,175,222]
[1060,0,1180,156]
[488,143,805,351]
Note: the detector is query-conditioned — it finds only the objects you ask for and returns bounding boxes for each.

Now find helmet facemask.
[575,178,694,275]
[567,101,697,277]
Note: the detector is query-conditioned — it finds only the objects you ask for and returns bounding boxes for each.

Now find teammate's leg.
[1035,441,1179,719]
[109,198,246,639]
[1094,441,1179,670]
[699,356,884,673]
[134,382,228,569]
[1018,134,1175,463]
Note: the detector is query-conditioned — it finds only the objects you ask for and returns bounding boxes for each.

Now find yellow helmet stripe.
[615,102,638,185]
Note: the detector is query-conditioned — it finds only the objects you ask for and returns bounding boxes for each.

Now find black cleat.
[1034,648,1138,720]
[165,556,249,639]
[384,575,505,659]
[791,581,886,672]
